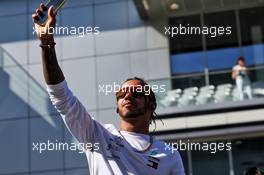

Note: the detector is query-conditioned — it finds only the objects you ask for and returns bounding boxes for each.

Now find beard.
[119,105,146,120]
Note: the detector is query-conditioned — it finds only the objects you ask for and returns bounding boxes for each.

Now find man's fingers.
[32,13,37,20]
[32,13,40,23]
[40,3,47,11]
[35,8,39,14]
[36,8,44,18]
[48,6,56,19]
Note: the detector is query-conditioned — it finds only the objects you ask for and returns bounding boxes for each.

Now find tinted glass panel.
[207,47,240,70]
[232,137,264,175]
[242,44,264,66]
[204,10,238,50]
[95,2,128,31]
[192,142,230,175]
[171,51,205,74]
[169,15,203,53]
[240,7,264,45]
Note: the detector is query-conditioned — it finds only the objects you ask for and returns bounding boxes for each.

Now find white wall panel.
[1,41,27,66]
[28,64,57,117]
[96,53,131,109]
[128,27,147,51]
[129,51,149,79]
[146,26,168,49]
[30,116,64,171]
[0,120,29,174]
[0,0,27,16]
[63,58,97,110]
[95,29,129,55]
[147,49,170,79]
[61,35,95,59]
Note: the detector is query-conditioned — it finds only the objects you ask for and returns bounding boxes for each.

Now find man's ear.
[116,107,119,113]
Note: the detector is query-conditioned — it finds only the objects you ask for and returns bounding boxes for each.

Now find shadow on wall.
[0,46,56,121]
[0,46,88,175]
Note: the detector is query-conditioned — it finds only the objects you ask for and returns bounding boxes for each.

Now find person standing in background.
[232,56,253,100]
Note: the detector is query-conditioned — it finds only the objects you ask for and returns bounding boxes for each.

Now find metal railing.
[147,66,264,110]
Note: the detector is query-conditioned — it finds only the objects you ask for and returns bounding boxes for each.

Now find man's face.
[238,59,245,66]
[116,80,150,120]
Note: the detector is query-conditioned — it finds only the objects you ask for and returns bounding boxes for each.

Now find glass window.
[252,68,264,83]
[209,72,234,86]
[65,168,89,175]
[240,0,259,4]
[203,0,222,9]
[240,7,264,45]
[192,142,230,175]
[207,47,240,70]
[0,15,27,43]
[171,51,205,74]
[128,0,144,27]
[242,44,264,66]
[65,128,88,168]
[95,1,128,31]
[0,0,26,16]
[169,14,203,53]
[61,6,94,34]
[204,10,238,50]
[32,171,64,175]
[94,0,125,4]
[30,117,64,171]
[223,0,240,7]
[28,64,57,117]
[0,120,29,174]
[178,150,189,175]
[184,0,202,11]
[65,0,93,7]
[0,65,28,119]
[232,137,264,175]
[172,75,206,90]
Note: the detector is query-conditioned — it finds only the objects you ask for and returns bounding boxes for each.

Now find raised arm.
[32,4,64,85]
[31,4,110,146]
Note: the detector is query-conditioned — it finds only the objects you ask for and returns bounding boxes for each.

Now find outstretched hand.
[32,4,57,43]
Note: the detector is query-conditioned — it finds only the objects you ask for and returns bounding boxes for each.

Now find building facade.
[0,0,263,175]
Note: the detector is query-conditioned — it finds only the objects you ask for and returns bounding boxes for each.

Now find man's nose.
[124,91,133,100]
